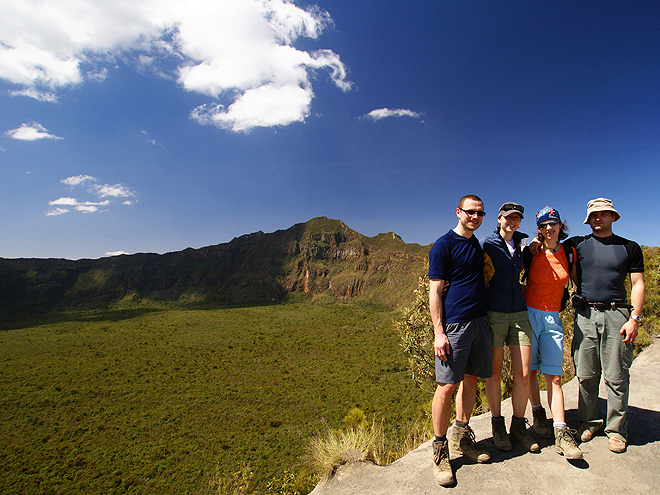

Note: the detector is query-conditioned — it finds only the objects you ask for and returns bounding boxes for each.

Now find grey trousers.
[572,306,634,439]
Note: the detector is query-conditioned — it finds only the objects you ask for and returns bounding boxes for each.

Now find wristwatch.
[630,315,642,322]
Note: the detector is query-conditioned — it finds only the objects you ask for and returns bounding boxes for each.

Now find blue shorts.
[435,316,492,385]
[527,307,564,376]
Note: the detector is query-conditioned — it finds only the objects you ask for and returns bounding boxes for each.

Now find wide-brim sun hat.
[583,197,620,224]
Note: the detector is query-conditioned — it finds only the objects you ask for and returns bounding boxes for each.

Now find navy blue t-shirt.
[428,230,487,323]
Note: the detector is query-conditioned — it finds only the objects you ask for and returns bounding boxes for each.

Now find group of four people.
[429,195,645,486]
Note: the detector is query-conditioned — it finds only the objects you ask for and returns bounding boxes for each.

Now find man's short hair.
[458,194,484,208]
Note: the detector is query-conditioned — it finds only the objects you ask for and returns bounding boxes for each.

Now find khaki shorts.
[487,310,532,348]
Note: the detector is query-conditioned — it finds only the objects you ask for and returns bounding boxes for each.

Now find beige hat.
[583,197,620,224]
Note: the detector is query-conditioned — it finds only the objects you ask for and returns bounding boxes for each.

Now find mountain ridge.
[0,217,431,312]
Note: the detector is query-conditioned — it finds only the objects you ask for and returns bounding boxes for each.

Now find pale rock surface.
[311,337,660,495]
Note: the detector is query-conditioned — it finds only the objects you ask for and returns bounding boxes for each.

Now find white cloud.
[62,175,96,186]
[49,197,79,206]
[47,175,136,216]
[0,0,351,132]
[191,84,313,131]
[95,184,134,198]
[363,108,422,121]
[5,122,62,141]
[106,250,128,256]
[46,207,69,216]
[8,88,58,102]
[75,205,100,213]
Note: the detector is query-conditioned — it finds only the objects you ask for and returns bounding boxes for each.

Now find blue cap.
[536,206,561,226]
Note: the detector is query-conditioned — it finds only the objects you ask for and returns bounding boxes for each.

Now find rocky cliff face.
[0,217,430,311]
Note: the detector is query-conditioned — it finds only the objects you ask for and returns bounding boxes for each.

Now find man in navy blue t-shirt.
[428,194,492,486]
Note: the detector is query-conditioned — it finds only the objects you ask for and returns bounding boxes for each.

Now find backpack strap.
[521,246,533,283]
[563,243,577,273]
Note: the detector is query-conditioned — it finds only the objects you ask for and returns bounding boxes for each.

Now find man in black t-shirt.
[567,198,645,454]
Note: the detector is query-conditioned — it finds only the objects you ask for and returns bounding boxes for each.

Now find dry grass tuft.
[306,421,383,479]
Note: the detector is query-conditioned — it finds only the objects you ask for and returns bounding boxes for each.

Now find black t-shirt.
[565,234,644,303]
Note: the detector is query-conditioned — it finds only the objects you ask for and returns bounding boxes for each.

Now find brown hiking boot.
[432,438,454,486]
[554,426,583,460]
[510,416,540,453]
[491,416,512,451]
[449,423,491,463]
[578,421,603,443]
[607,433,627,453]
[532,407,553,439]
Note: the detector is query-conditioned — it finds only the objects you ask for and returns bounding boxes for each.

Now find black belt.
[587,301,632,311]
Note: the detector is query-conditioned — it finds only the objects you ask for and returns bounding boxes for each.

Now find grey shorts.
[435,316,492,385]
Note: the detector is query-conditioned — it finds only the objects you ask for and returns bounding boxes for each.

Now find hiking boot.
[607,433,627,453]
[532,407,554,439]
[554,426,583,460]
[578,421,603,443]
[491,416,512,451]
[510,416,540,453]
[432,438,454,486]
[449,423,491,463]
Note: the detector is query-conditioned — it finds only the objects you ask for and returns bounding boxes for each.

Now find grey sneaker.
[491,416,512,451]
[510,416,540,453]
[432,439,454,486]
[554,426,583,460]
[578,421,603,443]
[532,407,554,439]
[449,423,491,463]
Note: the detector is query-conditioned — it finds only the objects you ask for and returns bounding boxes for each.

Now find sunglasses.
[501,203,524,214]
[459,208,486,217]
[539,221,559,228]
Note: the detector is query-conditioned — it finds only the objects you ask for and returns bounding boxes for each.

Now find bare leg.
[485,347,504,417]
[456,374,479,423]
[529,369,541,405]
[433,382,458,436]
[545,374,565,424]
[510,344,532,418]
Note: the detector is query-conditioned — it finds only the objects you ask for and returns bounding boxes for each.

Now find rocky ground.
[311,337,660,495]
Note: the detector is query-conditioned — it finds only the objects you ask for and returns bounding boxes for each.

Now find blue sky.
[1,0,659,259]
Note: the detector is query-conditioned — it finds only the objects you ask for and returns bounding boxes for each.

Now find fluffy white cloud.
[191,84,313,131]
[363,108,421,121]
[5,122,62,141]
[0,0,351,132]
[46,175,136,216]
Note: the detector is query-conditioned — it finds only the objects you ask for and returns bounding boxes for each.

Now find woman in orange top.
[523,206,582,460]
